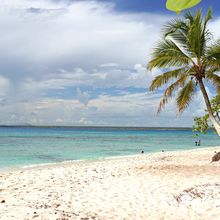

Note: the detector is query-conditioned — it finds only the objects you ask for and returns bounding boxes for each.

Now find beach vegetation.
[193,95,220,133]
[147,9,220,136]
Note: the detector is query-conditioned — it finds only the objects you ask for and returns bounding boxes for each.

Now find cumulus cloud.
[0,89,208,126]
[0,0,216,126]
[0,0,167,79]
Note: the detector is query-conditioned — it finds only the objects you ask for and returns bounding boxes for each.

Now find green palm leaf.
[204,40,220,69]
[176,80,196,113]
[163,19,188,47]
[206,73,220,94]
[157,74,189,113]
[147,39,191,70]
[149,68,186,91]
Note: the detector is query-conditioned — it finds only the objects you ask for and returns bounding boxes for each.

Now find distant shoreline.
[0,125,215,131]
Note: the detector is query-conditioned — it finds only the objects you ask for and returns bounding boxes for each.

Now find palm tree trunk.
[197,78,220,136]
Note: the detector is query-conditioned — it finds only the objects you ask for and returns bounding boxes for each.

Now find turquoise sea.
[0,126,219,169]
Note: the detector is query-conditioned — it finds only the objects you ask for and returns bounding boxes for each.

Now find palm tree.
[147,9,220,136]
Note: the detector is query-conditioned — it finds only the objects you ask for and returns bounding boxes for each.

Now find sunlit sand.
[1,147,220,219]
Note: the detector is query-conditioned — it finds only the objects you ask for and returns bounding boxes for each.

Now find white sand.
[1,147,220,220]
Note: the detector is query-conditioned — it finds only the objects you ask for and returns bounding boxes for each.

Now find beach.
[0,147,220,220]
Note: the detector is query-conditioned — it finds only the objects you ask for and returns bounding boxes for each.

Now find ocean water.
[0,126,219,169]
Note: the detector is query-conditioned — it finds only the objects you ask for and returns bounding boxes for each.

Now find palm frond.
[206,73,220,94]
[204,8,212,29]
[204,40,220,69]
[184,11,195,24]
[185,9,212,59]
[149,68,186,91]
[157,73,189,113]
[187,17,203,58]
[163,19,189,53]
[147,39,191,70]
[163,18,188,39]
[176,79,196,113]
[163,9,213,62]
[202,9,213,53]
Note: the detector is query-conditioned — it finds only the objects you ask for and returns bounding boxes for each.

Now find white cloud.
[210,16,220,39]
[99,63,119,68]
[0,0,168,78]
[0,90,208,127]
[0,75,10,96]
[0,0,217,126]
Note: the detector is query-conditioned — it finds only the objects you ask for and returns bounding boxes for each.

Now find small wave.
[97,154,141,161]
[21,159,86,169]
[22,163,56,169]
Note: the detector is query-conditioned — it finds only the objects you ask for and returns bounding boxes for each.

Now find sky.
[0,0,219,127]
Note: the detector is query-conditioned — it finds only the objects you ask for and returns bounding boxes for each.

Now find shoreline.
[1,145,219,173]
[1,146,220,219]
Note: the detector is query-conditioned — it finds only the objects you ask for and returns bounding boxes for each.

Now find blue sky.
[0,0,219,126]
[98,0,220,14]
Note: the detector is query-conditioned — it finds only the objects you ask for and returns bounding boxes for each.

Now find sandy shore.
[0,147,220,220]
